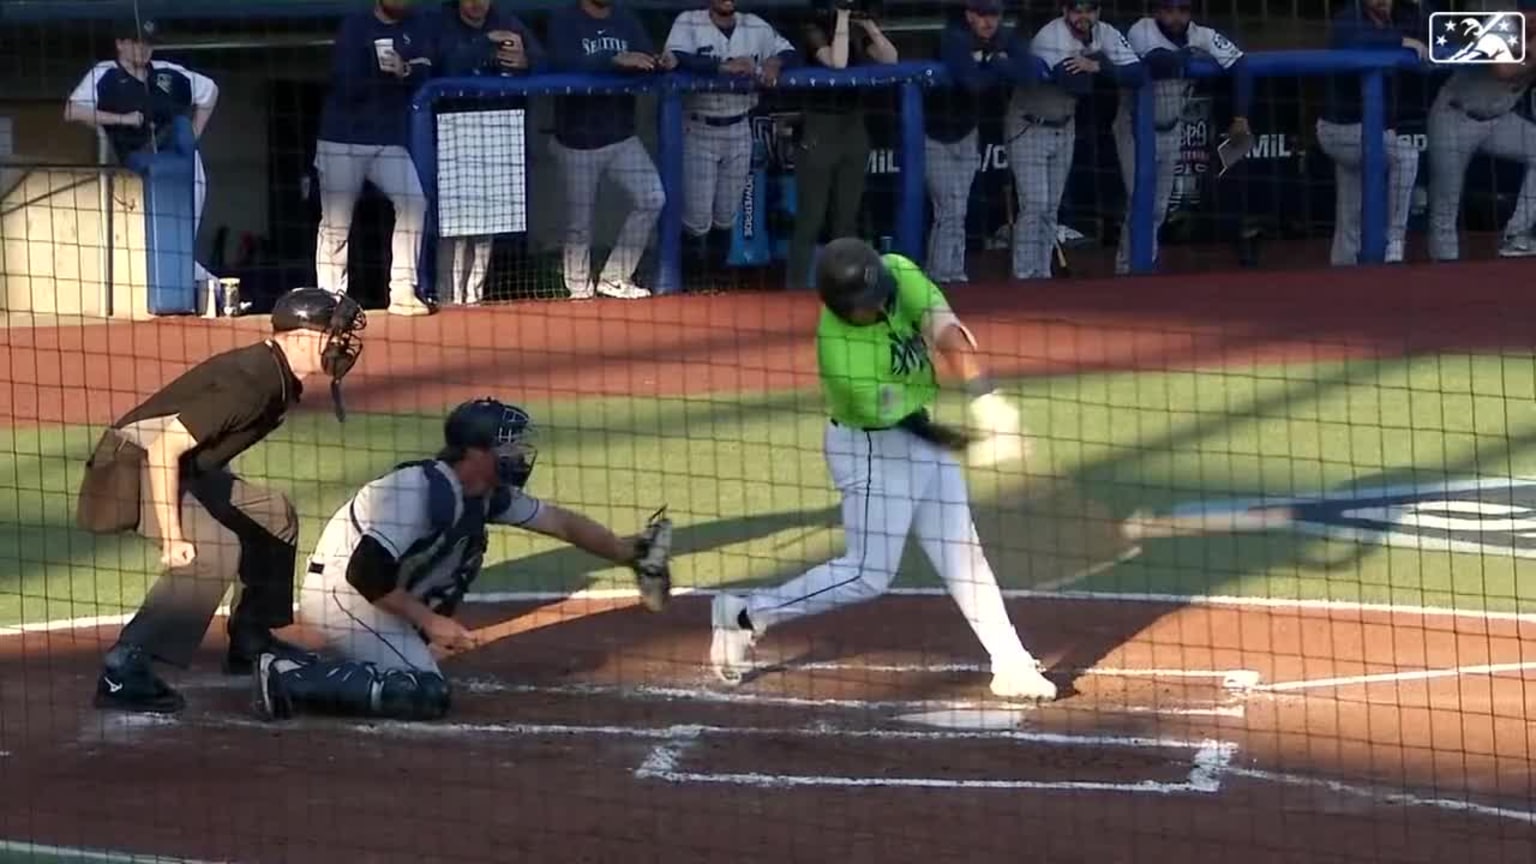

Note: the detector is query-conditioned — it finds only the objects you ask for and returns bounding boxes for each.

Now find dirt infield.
[2,596,1534,863]
[4,260,1536,862]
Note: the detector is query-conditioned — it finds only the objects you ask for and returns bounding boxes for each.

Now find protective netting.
[2,1,1535,862]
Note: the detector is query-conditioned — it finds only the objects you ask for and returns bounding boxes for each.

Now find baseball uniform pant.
[551,136,664,294]
[313,139,426,304]
[115,467,299,669]
[1112,117,1181,275]
[788,111,870,290]
[1315,119,1417,266]
[436,235,491,305]
[923,131,980,283]
[683,116,753,237]
[299,569,440,675]
[743,422,1038,671]
[1006,118,1075,280]
[1427,103,1536,261]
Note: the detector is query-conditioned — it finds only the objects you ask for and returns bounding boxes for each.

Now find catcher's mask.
[270,287,366,422]
[441,398,538,488]
[816,238,896,326]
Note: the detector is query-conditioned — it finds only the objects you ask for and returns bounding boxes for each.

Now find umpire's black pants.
[116,470,299,668]
[787,110,872,291]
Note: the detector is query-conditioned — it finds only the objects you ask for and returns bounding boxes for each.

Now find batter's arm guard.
[630,506,674,613]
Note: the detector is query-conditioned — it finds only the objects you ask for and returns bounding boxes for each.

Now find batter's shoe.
[989,663,1058,703]
[709,593,757,685]
[252,653,294,721]
[94,646,185,714]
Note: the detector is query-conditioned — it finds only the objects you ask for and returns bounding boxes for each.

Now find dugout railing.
[410,45,1434,297]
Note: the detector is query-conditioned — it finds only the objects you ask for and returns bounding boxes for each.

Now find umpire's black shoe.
[224,628,319,676]
[94,646,185,714]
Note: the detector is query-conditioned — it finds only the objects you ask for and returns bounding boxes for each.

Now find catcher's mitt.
[631,505,674,612]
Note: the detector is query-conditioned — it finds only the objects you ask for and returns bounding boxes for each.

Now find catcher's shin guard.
[254,656,450,722]
[632,506,673,613]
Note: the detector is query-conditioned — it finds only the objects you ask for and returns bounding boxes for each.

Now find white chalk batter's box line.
[100,707,1536,824]
[105,711,1238,795]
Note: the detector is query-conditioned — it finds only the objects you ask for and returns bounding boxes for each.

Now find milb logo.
[1123,478,1536,558]
[1429,12,1526,64]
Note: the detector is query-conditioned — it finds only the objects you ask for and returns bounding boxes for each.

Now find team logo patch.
[1122,477,1536,558]
[155,72,173,93]
[1429,12,1526,65]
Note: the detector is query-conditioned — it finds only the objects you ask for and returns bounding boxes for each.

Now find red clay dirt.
[3,261,1536,862]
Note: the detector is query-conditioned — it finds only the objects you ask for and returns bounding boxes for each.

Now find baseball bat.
[1120,506,1299,541]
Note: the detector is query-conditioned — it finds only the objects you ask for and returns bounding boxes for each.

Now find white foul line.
[1223,766,1536,825]
[7,585,1536,635]
[456,677,1247,718]
[1256,661,1536,693]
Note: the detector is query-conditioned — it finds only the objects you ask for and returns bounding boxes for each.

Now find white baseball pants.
[924,131,980,283]
[313,139,426,302]
[551,136,665,293]
[436,235,491,305]
[682,117,753,237]
[1005,119,1075,280]
[1112,116,1181,275]
[744,422,1039,671]
[299,565,439,674]
[1315,119,1418,265]
[1427,102,1536,261]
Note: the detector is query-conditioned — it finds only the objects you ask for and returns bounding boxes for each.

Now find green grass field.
[5,352,1536,629]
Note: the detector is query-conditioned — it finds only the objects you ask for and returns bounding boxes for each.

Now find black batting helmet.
[441,398,537,488]
[271,287,366,422]
[815,238,896,324]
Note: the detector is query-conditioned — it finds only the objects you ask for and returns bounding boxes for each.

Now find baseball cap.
[111,17,161,44]
[966,0,1004,14]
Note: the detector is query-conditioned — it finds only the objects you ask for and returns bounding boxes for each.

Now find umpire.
[77,288,367,714]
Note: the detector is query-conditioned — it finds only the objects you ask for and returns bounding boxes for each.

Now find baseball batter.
[1112,0,1250,275]
[1428,17,1536,261]
[1316,0,1429,266]
[709,238,1057,702]
[1009,0,1143,280]
[548,0,671,300]
[252,398,673,721]
[665,0,797,269]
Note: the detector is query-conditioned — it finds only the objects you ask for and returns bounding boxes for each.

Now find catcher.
[251,397,672,721]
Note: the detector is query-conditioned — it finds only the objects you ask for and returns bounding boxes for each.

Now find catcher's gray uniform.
[300,459,541,673]
[1112,18,1242,274]
[664,10,794,237]
[1010,18,1139,279]
[1427,65,1536,260]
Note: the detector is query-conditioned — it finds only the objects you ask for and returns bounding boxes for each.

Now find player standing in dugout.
[76,288,366,714]
[709,238,1058,703]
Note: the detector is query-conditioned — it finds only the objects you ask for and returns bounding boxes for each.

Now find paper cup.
[374,38,397,68]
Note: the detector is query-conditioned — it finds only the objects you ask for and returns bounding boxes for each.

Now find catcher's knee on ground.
[261,658,451,721]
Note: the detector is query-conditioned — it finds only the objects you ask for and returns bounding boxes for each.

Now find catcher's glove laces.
[631,505,674,612]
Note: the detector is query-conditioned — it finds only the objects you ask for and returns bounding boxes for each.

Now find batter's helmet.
[271,287,366,423]
[441,398,537,488]
[815,238,896,324]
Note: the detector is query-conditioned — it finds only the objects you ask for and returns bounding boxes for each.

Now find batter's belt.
[76,428,147,534]
[831,410,974,452]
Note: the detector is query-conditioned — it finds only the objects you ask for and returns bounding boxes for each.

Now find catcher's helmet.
[271,287,366,422]
[441,398,537,488]
[816,238,896,325]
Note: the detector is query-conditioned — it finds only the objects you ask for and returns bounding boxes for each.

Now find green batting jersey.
[816,254,951,429]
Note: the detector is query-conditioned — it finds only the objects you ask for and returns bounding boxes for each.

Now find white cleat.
[595,278,651,299]
[387,294,435,317]
[709,593,757,685]
[1498,235,1536,258]
[990,663,1058,703]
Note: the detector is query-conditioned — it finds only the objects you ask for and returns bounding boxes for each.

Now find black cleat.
[251,653,293,721]
[94,648,185,714]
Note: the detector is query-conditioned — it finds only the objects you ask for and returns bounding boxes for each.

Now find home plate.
[896,708,1031,730]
